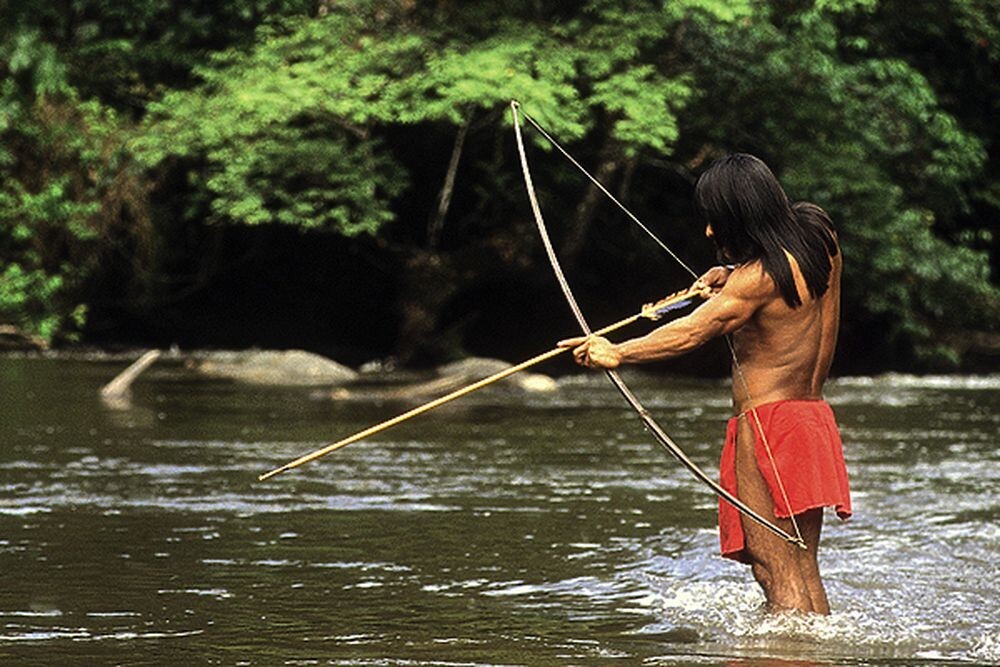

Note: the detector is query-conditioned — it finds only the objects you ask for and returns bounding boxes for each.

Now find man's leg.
[793,507,829,614]
[734,417,815,612]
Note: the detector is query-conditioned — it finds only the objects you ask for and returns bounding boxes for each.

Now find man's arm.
[560,264,772,369]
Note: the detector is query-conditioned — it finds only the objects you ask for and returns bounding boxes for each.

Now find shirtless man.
[559,154,851,614]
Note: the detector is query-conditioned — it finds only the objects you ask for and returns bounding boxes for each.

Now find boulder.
[189,350,357,386]
[437,357,512,377]
[391,356,557,399]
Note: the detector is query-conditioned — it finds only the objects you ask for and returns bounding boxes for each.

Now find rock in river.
[389,357,557,399]
[188,350,357,386]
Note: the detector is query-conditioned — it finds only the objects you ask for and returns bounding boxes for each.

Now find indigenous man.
[559,154,851,614]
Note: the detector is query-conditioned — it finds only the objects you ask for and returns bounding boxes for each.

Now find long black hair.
[693,154,838,308]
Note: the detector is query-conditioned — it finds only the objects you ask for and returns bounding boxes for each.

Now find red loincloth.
[718,399,851,562]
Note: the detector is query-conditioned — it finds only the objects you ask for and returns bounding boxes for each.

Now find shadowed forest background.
[1,0,998,374]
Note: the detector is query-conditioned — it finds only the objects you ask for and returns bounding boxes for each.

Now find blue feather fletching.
[652,297,693,318]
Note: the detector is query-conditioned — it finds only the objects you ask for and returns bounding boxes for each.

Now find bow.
[510,101,805,549]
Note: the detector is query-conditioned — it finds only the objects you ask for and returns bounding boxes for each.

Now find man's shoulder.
[727,261,778,301]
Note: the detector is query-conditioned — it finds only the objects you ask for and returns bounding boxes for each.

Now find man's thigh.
[734,417,801,566]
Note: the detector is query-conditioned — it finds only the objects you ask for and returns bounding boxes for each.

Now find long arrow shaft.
[259,310,653,481]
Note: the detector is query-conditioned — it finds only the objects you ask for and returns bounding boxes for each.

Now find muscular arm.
[619,274,764,362]
[561,265,772,369]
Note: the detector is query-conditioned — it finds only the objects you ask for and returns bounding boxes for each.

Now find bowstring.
[518,110,698,279]
[516,102,804,546]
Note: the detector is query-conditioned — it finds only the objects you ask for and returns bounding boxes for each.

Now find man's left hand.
[557,335,622,369]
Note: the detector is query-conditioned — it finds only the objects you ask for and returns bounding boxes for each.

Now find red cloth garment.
[718,399,851,562]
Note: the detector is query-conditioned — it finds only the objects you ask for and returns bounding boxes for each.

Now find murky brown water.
[1,357,997,665]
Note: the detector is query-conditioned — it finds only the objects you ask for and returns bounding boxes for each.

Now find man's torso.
[730,250,842,413]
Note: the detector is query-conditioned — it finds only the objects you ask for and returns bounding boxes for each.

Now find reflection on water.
[0,358,997,665]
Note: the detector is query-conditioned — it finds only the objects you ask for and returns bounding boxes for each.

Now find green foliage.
[590,68,693,156]
[0,263,63,341]
[2,0,998,365]
[134,13,598,231]
[682,1,999,365]
[0,0,312,340]
[0,27,96,340]
[137,1,762,233]
[0,83,136,340]
[420,26,586,133]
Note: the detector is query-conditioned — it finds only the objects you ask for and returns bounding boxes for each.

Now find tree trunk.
[427,119,470,250]
[393,250,461,365]
[559,154,620,268]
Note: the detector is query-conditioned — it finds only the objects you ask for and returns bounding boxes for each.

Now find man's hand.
[692,265,733,298]
[557,335,622,369]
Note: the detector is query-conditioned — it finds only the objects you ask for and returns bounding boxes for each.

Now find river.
[0,357,997,665]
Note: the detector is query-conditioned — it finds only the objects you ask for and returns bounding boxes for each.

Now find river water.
[0,356,997,665]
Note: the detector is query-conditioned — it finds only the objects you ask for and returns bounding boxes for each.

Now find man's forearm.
[566,274,755,370]
[615,318,709,364]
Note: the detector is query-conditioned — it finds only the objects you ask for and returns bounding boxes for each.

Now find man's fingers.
[699,265,734,289]
[558,336,589,348]
[689,278,707,294]
[557,335,593,367]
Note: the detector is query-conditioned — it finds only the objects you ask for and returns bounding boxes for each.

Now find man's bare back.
[727,248,842,412]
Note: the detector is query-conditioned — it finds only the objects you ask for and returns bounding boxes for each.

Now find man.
[559,154,851,614]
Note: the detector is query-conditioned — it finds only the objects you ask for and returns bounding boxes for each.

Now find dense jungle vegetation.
[2,0,998,372]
